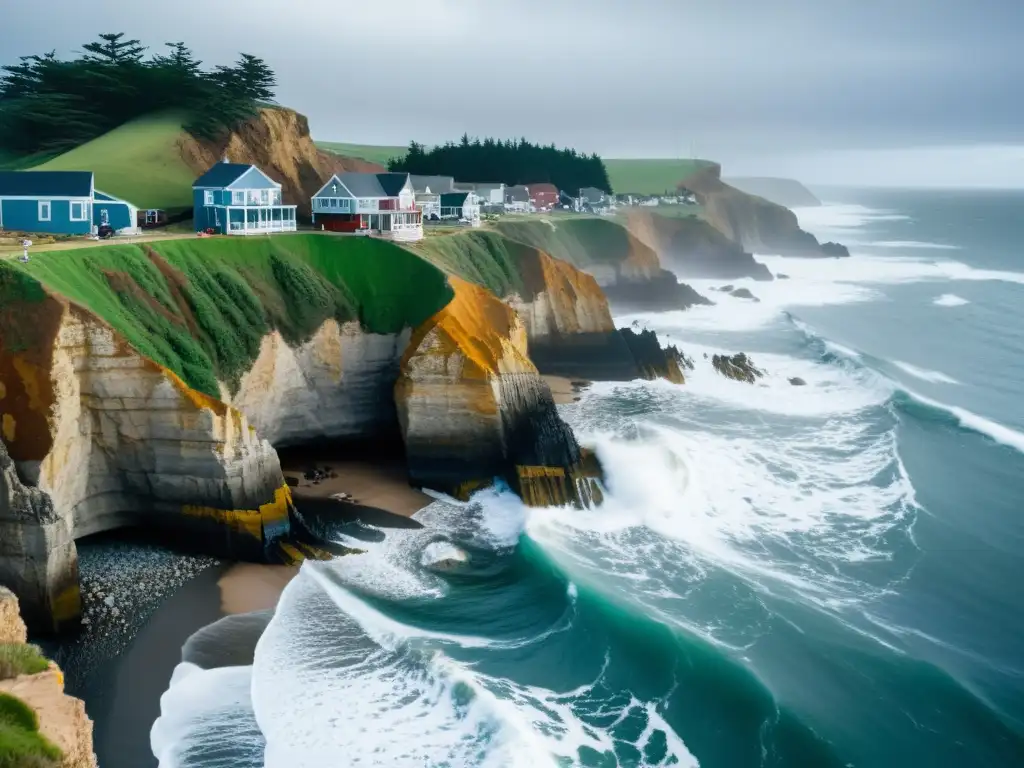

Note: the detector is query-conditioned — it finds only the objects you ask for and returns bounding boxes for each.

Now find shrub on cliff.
[0,692,61,768]
[0,644,49,680]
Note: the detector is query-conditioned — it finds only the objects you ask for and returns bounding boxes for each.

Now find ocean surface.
[152,188,1024,767]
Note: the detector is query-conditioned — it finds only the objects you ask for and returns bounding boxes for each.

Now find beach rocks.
[789,377,807,386]
[619,327,693,384]
[712,353,765,384]
[777,273,790,279]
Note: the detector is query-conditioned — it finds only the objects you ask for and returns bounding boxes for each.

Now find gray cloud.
[2,0,1023,184]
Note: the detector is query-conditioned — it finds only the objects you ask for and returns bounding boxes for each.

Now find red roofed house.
[527,183,559,211]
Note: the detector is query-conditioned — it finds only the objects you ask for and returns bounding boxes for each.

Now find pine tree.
[82,33,146,65]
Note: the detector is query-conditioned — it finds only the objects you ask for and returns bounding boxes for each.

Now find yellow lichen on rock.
[1,413,14,443]
[181,483,292,543]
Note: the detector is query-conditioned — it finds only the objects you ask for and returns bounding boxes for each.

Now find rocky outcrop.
[396,277,600,507]
[722,177,821,208]
[729,288,759,302]
[821,241,850,258]
[0,588,97,768]
[415,231,689,383]
[682,164,848,258]
[178,107,383,218]
[493,218,710,312]
[624,210,773,281]
[712,353,765,384]
[619,328,693,384]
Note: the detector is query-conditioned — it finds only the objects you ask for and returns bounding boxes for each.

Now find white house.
[311,172,423,241]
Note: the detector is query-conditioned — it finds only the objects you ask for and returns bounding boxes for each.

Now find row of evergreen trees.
[0,33,277,157]
[389,135,612,195]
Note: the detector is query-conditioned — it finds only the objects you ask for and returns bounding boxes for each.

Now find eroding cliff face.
[0,587,97,768]
[625,209,773,281]
[396,277,597,506]
[0,298,291,631]
[683,163,846,258]
[178,107,383,218]
[229,319,411,445]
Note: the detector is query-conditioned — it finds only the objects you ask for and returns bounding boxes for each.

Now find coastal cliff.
[0,587,96,767]
[493,218,710,312]
[624,209,773,281]
[397,277,598,506]
[413,230,687,381]
[178,107,383,219]
[0,234,594,629]
[683,163,848,258]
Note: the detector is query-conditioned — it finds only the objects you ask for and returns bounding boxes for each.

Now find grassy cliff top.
[2,234,453,397]
[492,216,659,272]
[32,112,196,212]
[316,141,405,167]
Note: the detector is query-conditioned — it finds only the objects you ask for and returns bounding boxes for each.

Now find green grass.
[5,234,453,397]
[492,217,652,270]
[0,693,61,768]
[316,141,407,167]
[33,112,196,212]
[603,159,713,195]
[413,230,549,300]
[0,645,49,681]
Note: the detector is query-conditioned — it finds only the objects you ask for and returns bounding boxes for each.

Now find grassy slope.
[33,112,195,211]
[492,217,643,269]
[4,234,453,398]
[316,141,406,167]
[410,230,545,300]
[0,692,61,767]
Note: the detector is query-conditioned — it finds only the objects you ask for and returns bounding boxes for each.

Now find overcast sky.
[3,0,1023,186]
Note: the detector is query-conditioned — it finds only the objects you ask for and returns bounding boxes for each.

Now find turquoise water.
[153,189,1024,767]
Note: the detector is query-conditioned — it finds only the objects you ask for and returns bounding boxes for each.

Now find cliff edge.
[683,164,847,258]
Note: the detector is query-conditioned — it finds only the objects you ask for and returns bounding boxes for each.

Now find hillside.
[30,109,381,217]
[723,177,821,208]
[34,112,197,212]
[316,141,406,167]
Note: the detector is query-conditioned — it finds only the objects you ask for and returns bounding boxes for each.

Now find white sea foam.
[150,664,264,768]
[902,388,1024,454]
[868,240,960,250]
[892,361,960,385]
[934,293,970,307]
[790,203,910,239]
[250,503,696,768]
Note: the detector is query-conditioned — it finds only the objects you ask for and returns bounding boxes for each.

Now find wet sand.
[542,375,592,404]
[281,457,432,518]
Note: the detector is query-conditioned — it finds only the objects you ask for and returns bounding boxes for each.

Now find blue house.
[0,171,96,235]
[192,161,297,235]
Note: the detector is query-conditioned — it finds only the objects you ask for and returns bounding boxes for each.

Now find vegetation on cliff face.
[0,645,49,680]
[4,235,454,397]
[0,692,62,767]
[493,217,659,273]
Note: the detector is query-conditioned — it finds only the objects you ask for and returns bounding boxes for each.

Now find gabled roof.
[193,162,258,189]
[474,183,505,194]
[332,172,410,198]
[580,186,605,201]
[440,192,470,207]
[527,183,559,196]
[0,171,93,198]
[410,175,454,194]
[94,189,136,205]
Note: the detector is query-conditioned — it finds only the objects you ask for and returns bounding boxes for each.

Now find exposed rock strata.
[0,587,97,768]
[682,163,848,258]
[1,297,291,631]
[624,210,773,281]
[178,107,383,218]
[619,328,693,384]
[396,277,600,507]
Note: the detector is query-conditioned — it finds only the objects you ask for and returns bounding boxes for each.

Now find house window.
[232,191,245,205]
[100,209,110,226]
[70,201,87,222]
[38,201,51,221]
[204,190,214,206]
[260,189,270,205]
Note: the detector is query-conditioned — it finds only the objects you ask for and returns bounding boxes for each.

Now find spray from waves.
[934,293,970,307]
[891,361,960,385]
[789,203,910,238]
[248,505,697,768]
